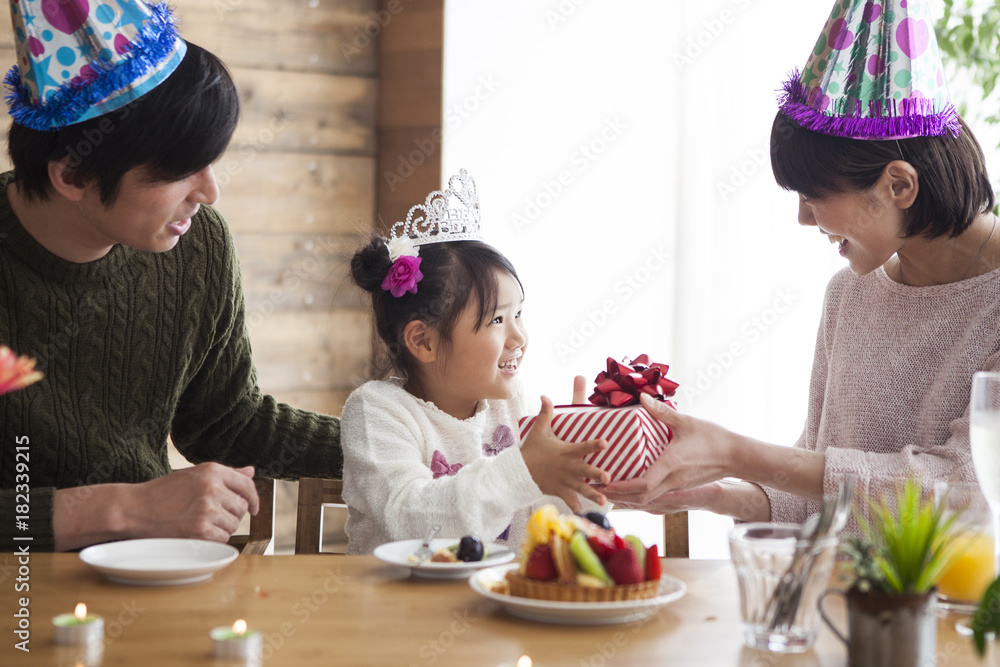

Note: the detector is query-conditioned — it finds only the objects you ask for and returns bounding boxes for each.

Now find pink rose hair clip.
[382,237,423,297]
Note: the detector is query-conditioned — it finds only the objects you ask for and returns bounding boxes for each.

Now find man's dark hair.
[771,113,995,239]
[7,41,240,205]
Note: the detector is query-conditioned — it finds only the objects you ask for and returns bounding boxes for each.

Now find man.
[0,2,341,550]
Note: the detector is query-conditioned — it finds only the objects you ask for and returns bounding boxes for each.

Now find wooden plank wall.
[180,0,378,417]
[376,0,443,232]
[0,1,384,418]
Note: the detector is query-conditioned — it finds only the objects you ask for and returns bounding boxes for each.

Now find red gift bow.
[588,354,679,407]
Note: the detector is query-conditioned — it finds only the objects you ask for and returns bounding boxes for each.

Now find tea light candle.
[53,603,104,645]
[498,656,534,667]
[210,619,262,659]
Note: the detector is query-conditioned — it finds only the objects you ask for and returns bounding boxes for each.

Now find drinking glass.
[729,523,838,653]
[934,481,993,614]
[965,371,1000,635]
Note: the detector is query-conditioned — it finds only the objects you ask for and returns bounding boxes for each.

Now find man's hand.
[53,463,259,551]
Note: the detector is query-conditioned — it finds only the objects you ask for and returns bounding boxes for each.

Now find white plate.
[469,564,686,625]
[79,538,239,586]
[373,538,515,579]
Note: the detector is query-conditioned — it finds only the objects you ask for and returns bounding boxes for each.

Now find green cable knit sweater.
[0,171,342,550]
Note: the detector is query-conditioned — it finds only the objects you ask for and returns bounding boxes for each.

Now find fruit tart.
[507,505,662,602]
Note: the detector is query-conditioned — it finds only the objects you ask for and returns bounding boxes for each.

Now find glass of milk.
[962,371,1000,638]
[971,371,1000,582]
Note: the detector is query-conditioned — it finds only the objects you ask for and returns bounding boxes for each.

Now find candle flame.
[74,603,87,620]
[517,657,532,667]
[232,619,247,635]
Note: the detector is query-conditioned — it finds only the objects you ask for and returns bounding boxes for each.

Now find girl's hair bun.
[350,236,392,293]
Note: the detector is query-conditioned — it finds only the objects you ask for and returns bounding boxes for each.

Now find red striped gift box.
[517,405,672,482]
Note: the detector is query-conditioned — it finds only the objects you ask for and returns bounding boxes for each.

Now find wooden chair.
[663,511,690,558]
[294,477,345,554]
[291,480,686,556]
[228,476,275,555]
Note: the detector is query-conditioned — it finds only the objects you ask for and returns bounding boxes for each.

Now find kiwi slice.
[570,531,612,584]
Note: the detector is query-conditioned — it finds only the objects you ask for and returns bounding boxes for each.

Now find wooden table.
[1,553,996,666]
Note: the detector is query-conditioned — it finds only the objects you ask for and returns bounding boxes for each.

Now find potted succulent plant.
[819,479,962,667]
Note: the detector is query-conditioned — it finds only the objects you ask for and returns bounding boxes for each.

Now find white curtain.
[440,0,982,557]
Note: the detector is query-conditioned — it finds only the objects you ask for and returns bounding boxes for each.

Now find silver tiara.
[387,169,482,246]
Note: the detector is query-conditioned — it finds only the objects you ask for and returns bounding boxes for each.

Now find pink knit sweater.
[764,265,1000,524]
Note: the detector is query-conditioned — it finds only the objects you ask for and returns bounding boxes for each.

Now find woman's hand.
[611,479,771,522]
[602,393,738,506]
[521,395,610,512]
[602,392,824,513]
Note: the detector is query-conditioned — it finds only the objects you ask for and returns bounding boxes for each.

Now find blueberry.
[456,535,485,562]
[585,511,611,530]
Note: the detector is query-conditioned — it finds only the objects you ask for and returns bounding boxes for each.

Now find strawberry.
[524,544,558,581]
[604,544,643,585]
[645,544,661,581]
[587,534,615,561]
[613,534,628,551]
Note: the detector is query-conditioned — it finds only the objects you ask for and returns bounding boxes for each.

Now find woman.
[603,0,999,524]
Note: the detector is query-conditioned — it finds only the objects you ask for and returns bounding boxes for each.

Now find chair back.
[295,477,345,554]
[663,511,689,558]
[228,476,275,555]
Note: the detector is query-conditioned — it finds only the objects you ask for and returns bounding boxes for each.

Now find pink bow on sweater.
[430,450,463,479]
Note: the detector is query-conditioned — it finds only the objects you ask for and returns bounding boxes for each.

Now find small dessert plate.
[79,538,239,586]
[470,563,687,625]
[374,538,515,579]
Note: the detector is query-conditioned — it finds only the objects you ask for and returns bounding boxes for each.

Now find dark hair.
[350,238,523,380]
[7,41,240,205]
[770,112,995,239]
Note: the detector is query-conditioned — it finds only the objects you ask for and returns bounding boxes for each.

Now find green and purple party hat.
[779,0,961,139]
[4,0,186,130]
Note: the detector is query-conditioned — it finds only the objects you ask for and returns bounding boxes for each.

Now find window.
[442,0,998,556]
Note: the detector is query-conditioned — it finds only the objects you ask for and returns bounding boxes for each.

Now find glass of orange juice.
[935,481,994,614]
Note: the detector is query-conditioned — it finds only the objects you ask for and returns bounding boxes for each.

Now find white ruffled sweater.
[342,380,579,554]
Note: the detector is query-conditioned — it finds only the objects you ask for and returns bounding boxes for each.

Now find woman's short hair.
[770,112,995,238]
[7,41,240,205]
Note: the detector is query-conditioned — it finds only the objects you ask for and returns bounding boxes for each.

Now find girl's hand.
[602,393,737,506]
[521,395,610,512]
[571,375,587,404]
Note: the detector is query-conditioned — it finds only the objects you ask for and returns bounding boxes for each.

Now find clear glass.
[934,481,994,613]
[729,523,838,653]
[962,371,1000,637]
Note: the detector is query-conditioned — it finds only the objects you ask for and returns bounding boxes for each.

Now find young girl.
[341,170,609,554]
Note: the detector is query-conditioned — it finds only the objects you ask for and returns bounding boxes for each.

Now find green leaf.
[972,576,1000,656]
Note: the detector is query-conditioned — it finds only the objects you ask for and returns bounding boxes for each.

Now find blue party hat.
[5,0,186,130]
